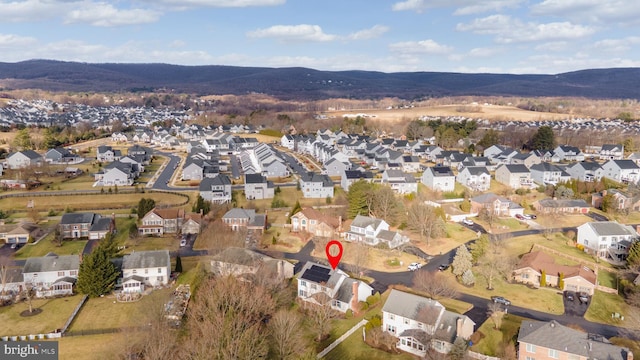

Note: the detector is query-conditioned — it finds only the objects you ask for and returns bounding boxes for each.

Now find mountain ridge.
[0,59,638,100]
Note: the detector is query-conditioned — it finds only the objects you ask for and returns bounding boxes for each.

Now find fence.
[61,294,88,334]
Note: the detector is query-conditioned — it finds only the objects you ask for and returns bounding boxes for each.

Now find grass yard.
[610,336,640,359]
[470,314,527,356]
[15,236,87,259]
[124,234,179,253]
[597,269,619,290]
[412,223,477,257]
[233,187,333,211]
[534,213,593,228]
[0,192,190,213]
[58,333,122,360]
[264,227,307,253]
[0,295,84,337]
[69,288,173,331]
[309,242,424,273]
[584,291,632,327]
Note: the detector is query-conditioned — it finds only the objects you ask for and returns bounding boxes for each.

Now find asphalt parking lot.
[563,291,590,317]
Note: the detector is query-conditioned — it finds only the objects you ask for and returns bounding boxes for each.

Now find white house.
[297,261,372,313]
[340,170,374,190]
[96,145,121,163]
[421,166,455,192]
[382,289,475,357]
[199,175,232,204]
[456,166,491,191]
[244,173,275,200]
[602,159,640,184]
[381,170,418,195]
[565,161,604,182]
[577,221,638,264]
[22,254,79,297]
[529,162,570,185]
[6,150,43,169]
[121,250,171,293]
[494,164,533,189]
[554,145,585,162]
[299,172,334,198]
[345,215,409,249]
[323,158,350,178]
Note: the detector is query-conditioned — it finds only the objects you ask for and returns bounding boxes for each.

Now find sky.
[1,0,639,74]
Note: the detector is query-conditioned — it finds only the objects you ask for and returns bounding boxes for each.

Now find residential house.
[340,169,374,190]
[121,250,171,293]
[381,169,418,194]
[382,289,475,357]
[533,198,590,215]
[494,164,533,189]
[512,251,596,295]
[510,152,541,168]
[297,261,373,313]
[456,166,491,191]
[280,134,295,150]
[586,144,624,161]
[6,150,43,169]
[602,159,640,184]
[592,189,640,212]
[346,215,409,249]
[299,172,334,198]
[210,247,294,280]
[627,152,640,166]
[244,173,275,200]
[290,207,341,238]
[565,161,604,182]
[0,268,24,298]
[221,208,267,233]
[323,158,350,178]
[517,320,631,360]
[199,175,232,204]
[138,208,185,236]
[3,222,40,245]
[45,147,81,164]
[182,213,202,234]
[59,212,114,240]
[96,145,121,163]
[553,145,585,162]
[401,156,421,173]
[421,166,455,192]
[577,221,638,263]
[529,163,570,185]
[470,193,523,217]
[22,254,79,297]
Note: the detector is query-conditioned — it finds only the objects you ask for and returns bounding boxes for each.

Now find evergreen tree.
[540,269,547,287]
[627,241,640,269]
[192,195,211,215]
[347,180,374,218]
[137,198,156,219]
[477,129,500,149]
[461,269,475,286]
[76,243,120,297]
[469,234,490,264]
[558,272,565,290]
[529,125,556,150]
[175,256,183,273]
[13,128,33,150]
[452,245,473,278]
[287,200,302,224]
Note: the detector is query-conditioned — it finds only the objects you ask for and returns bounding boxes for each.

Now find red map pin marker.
[325,240,343,270]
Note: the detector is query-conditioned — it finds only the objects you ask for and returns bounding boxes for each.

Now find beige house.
[512,251,596,295]
[210,247,294,280]
[182,213,202,234]
[290,207,341,238]
[139,208,185,236]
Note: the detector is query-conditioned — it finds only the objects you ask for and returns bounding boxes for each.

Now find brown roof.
[295,207,340,228]
[185,212,202,224]
[151,207,185,220]
[516,251,596,285]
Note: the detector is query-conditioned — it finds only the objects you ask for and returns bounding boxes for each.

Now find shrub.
[259,129,284,137]
[359,301,369,311]
[47,209,57,217]
[326,196,332,204]
[365,314,382,331]
[345,309,353,319]
[515,188,530,195]
[576,243,584,251]
[366,292,381,306]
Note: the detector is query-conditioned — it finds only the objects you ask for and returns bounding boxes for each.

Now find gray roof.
[23,254,80,273]
[245,173,266,184]
[122,250,170,270]
[90,217,113,232]
[351,215,384,230]
[518,320,630,359]
[335,278,357,303]
[382,289,444,321]
[609,159,640,170]
[428,166,454,177]
[463,166,489,176]
[60,212,97,225]
[537,198,589,208]
[503,164,530,173]
[222,208,256,220]
[586,221,637,237]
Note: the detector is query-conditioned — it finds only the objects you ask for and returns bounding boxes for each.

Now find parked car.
[565,291,575,301]
[515,214,525,220]
[408,262,422,271]
[578,292,589,303]
[461,218,474,225]
[10,243,17,249]
[529,214,537,219]
[180,239,187,247]
[491,296,511,306]
[438,264,450,271]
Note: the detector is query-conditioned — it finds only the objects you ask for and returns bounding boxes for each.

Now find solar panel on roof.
[301,265,331,283]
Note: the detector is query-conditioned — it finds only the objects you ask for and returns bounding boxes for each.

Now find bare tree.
[136,292,179,359]
[369,185,399,223]
[197,220,245,254]
[269,309,306,360]
[407,202,445,246]
[478,208,496,231]
[348,243,370,277]
[476,239,515,290]
[487,301,506,330]
[23,281,36,314]
[0,256,11,297]
[412,271,458,300]
[303,295,339,342]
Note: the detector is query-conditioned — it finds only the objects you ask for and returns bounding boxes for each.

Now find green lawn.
[0,295,84,337]
[584,291,631,326]
[124,234,179,253]
[597,269,618,290]
[470,315,527,356]
[15,235,87,259]
[59,333,122,360]
[69,288,173,331]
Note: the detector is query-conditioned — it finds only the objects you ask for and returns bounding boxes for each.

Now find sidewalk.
[316,318,368,359]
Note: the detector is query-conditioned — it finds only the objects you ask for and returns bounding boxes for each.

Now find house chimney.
[456,318,464,338]
[350,281,359,312]
[338,216,343,232]
[627,350,634,360]
[601,190,607,197]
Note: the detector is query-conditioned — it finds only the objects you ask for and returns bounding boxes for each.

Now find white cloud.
[347,25,389,40]
[247,24,336,42]
[467,47,503,57]
[64,3,161,27]
[534,41,568,52]
[531,0,640,25]
[0,33,37,48]
[0,0,66,22]
[592,36,640,53]
[389,39,453,55]
[149,0,285,8]
[457,15,595,43]
[392,0,523,14]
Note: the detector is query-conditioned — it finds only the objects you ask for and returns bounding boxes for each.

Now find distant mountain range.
[0,59,638,100]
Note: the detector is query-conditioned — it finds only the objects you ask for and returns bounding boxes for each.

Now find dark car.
[438,264,450,271]
[491,296,511,306]
[565,291,575,301]
[529,214,537,219]
[515,214,525,220]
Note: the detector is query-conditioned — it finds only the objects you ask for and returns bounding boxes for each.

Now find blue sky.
[1,0,639,74]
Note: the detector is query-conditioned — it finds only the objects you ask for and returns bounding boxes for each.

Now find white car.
[179,239,187,247]
[408,262,422,271]
[461,218,474,225]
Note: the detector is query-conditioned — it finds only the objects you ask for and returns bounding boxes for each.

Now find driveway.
[563,291,590,317]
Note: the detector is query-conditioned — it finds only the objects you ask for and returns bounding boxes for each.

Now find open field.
[328,104,570,122]
[58,334,122,360]
[310,241,424,273]
[15,236,87,259]
[0,295,84,337]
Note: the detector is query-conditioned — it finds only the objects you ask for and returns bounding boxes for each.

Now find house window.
[567,355,579,360]
[404,318,410,325]
[548,349,559,359]
[525,357,535,360]
[157,276,164,282]
[58,271,65,277]
[70,270,77,276]
[388,314,394,320]
[157,268,162,273]
[145,269,149,274]
[311,284,317,290]
[298,290,306,297]
[526,344,536,353]
[300,280,307,287]
[386,325,396,334]
[132,270,137,274]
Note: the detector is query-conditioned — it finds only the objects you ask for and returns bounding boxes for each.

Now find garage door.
[565,284,577,291]
[579,286,592,294]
